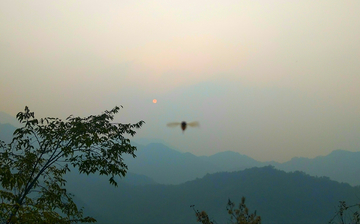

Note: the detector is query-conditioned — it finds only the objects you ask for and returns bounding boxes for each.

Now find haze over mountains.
[2,1,359,222]
[2,112,360,223]
[1,113,360,186]
[124,142,360,186]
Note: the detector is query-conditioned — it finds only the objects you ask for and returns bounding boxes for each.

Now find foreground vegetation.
[193,197,261,224]
[0,106,144,223]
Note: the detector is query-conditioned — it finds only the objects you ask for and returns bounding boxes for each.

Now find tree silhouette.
[0,106,144,223]
[329,201,360,224]
[193,197,261,224]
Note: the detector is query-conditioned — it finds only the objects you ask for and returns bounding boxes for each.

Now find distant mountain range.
[274,149,360,186]
[2,113,360,223]
[124,142,360,186]
[67,166,360,223]
[1,116,360,186]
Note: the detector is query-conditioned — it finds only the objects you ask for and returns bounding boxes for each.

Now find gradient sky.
[1,1,359,162]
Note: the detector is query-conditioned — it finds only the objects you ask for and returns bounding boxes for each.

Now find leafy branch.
[0,106,144,223]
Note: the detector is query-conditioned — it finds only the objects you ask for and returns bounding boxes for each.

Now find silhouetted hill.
[0,111,20,127]
[122,143,220,184]
[0,123,17,143]
[273,149,360,186]
[200,150,263,171]
[68,166,360,223]
[65,169,157,189]
[124,142,360,186]
[2,123,360,186]
[133,137,182,152]
[65,171,157,223]
[71,194,111,223]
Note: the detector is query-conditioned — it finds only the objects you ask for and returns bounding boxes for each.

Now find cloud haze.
[1,0,359,162]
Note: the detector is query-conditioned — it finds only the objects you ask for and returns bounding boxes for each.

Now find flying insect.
[167,121,199,133]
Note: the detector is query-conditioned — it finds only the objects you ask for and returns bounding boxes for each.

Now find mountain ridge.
[0,111,20,127]
[1,122,359,185]
[67,166,360,223]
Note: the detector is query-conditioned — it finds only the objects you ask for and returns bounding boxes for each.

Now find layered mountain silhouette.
[1,118,360,186]
[125,141,360,186]
[2,112,360,223]
[66,166,360,223]
[275,149,360,186]
[122,142,220,185]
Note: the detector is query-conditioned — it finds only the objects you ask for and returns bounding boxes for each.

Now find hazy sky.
[1,1,359,162]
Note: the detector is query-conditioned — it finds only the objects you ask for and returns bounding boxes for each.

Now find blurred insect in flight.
[167,121,199,133]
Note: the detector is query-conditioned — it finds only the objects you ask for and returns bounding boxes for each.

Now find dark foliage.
[0,106,144,223]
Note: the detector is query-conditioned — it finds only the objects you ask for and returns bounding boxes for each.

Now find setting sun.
[152,99,157,104]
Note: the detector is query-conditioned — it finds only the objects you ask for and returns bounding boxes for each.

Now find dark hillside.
[0,123,17,143]
[275,149,360,186]
[68,166,360,223]
[122,143,220,184]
